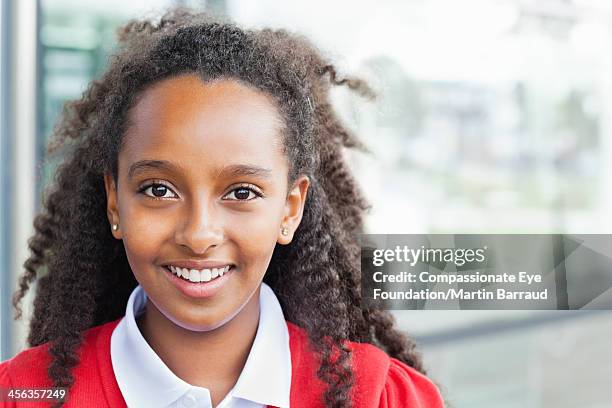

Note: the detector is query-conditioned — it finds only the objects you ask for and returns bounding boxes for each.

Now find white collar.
[110,282,291,408]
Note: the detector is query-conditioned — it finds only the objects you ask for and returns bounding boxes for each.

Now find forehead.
[120,74,286,175]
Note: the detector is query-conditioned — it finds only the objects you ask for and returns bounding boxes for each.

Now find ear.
[103,172,123,239]
[278,175,310,245]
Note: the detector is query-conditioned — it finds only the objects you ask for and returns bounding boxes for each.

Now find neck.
[136,286,261,393]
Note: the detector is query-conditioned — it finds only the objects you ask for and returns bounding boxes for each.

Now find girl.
[1,8,444,408]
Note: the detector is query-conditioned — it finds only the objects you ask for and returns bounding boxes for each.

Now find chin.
[149,295,245,332]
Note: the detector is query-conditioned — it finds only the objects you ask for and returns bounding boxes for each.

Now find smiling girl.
[1,8,444,408]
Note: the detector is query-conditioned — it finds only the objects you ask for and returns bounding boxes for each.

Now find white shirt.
[110,282,292,408]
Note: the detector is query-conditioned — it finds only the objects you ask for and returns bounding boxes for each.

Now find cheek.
[223,205,284,272]
[119,200,175,262]
[119,194,284,263]
[226,204,282,242]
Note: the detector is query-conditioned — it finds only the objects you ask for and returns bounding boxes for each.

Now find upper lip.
[163,260,235,270]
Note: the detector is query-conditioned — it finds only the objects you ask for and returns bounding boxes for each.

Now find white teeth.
[168,265,231,283]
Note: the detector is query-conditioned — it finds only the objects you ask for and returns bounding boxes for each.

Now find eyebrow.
[127,159,274,180]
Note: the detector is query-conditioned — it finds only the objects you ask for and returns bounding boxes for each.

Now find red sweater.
[0,319,444,407]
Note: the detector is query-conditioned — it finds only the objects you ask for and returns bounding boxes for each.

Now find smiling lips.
[168,265,231,283]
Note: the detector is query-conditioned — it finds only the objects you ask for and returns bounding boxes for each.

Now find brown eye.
[224,185,263,201]
[152,185,168,197]
[139,183,178,200]
[234,188,251,200]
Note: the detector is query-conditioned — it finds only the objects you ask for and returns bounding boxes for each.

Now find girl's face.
[104,74,309,331]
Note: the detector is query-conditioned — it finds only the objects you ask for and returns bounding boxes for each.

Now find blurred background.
[2,0,612,406]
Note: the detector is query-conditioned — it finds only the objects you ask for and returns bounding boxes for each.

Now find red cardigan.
[0,319,444,407]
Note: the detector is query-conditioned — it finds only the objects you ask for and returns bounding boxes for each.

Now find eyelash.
[137,181,264,202]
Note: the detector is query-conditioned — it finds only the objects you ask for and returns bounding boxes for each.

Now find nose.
[174,196,224,254]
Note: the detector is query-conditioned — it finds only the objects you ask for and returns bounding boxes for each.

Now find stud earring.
[112,223,119,231]
[281,226,289,236]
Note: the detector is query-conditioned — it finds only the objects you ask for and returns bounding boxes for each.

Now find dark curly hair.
[12,8,425,407]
